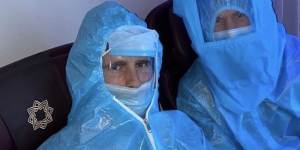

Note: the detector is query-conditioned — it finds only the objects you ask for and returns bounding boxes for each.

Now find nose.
[125,69,142,88]
[224,19,238,31]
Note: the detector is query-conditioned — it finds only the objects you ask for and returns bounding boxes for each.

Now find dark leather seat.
[0,44,73,150]
[146,0,197,109]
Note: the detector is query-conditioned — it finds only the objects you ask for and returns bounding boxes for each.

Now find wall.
[273,0,300,37]
[1,0,299,67]
[0,0,166,67]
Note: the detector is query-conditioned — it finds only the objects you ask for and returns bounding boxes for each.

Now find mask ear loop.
[101,42,111,57]
[101,42,116,100]
[101,42,112,69]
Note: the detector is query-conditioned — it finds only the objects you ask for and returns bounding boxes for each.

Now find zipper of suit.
[113,97,156,150]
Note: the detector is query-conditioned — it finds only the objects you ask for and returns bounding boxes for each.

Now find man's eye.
[136,61,151,69]
[110,64,122,71]
[216,17,222,23]
[215,17,225,25]
[236,12,246,19]
[136,62,148,68]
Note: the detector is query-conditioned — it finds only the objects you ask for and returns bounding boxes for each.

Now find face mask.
[105,80,154,117]
[213,25,253,41]
[198,24,286,113]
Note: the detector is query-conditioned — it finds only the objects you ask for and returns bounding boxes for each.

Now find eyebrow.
[135,59,151,64]
[103,60,127,69]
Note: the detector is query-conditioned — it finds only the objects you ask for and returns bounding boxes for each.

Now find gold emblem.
[27,100,54,130]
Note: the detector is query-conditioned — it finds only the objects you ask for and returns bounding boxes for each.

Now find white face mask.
[213,25,253,41]
[105,80,154,117]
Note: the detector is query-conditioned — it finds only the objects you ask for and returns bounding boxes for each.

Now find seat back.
[146,0,197,109]
[0,44,72,150]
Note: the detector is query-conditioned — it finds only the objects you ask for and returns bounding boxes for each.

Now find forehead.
[103,55,150,63]
[217,10,242,18]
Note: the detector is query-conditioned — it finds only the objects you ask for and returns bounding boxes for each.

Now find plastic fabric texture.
[103,25,157,117]
[108,25,158,57]
[38,1,208,149]
[105,80,154,117]
[213,25,253,41]
[196,0,254,41]
[174,0,300,149]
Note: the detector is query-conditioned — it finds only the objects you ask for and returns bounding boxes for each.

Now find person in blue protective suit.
[174,0,300,149]
[38,1,211,150]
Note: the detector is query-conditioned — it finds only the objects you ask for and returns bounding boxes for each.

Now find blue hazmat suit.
[38,1,209,150]
[174,0,300,149]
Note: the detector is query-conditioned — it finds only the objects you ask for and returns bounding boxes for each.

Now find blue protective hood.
[174,0,286,113]
[175,0,300,149]
[66,3,159,119]
[196,0,254,41]
[38,1,208,149]
[40,1,158,149]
